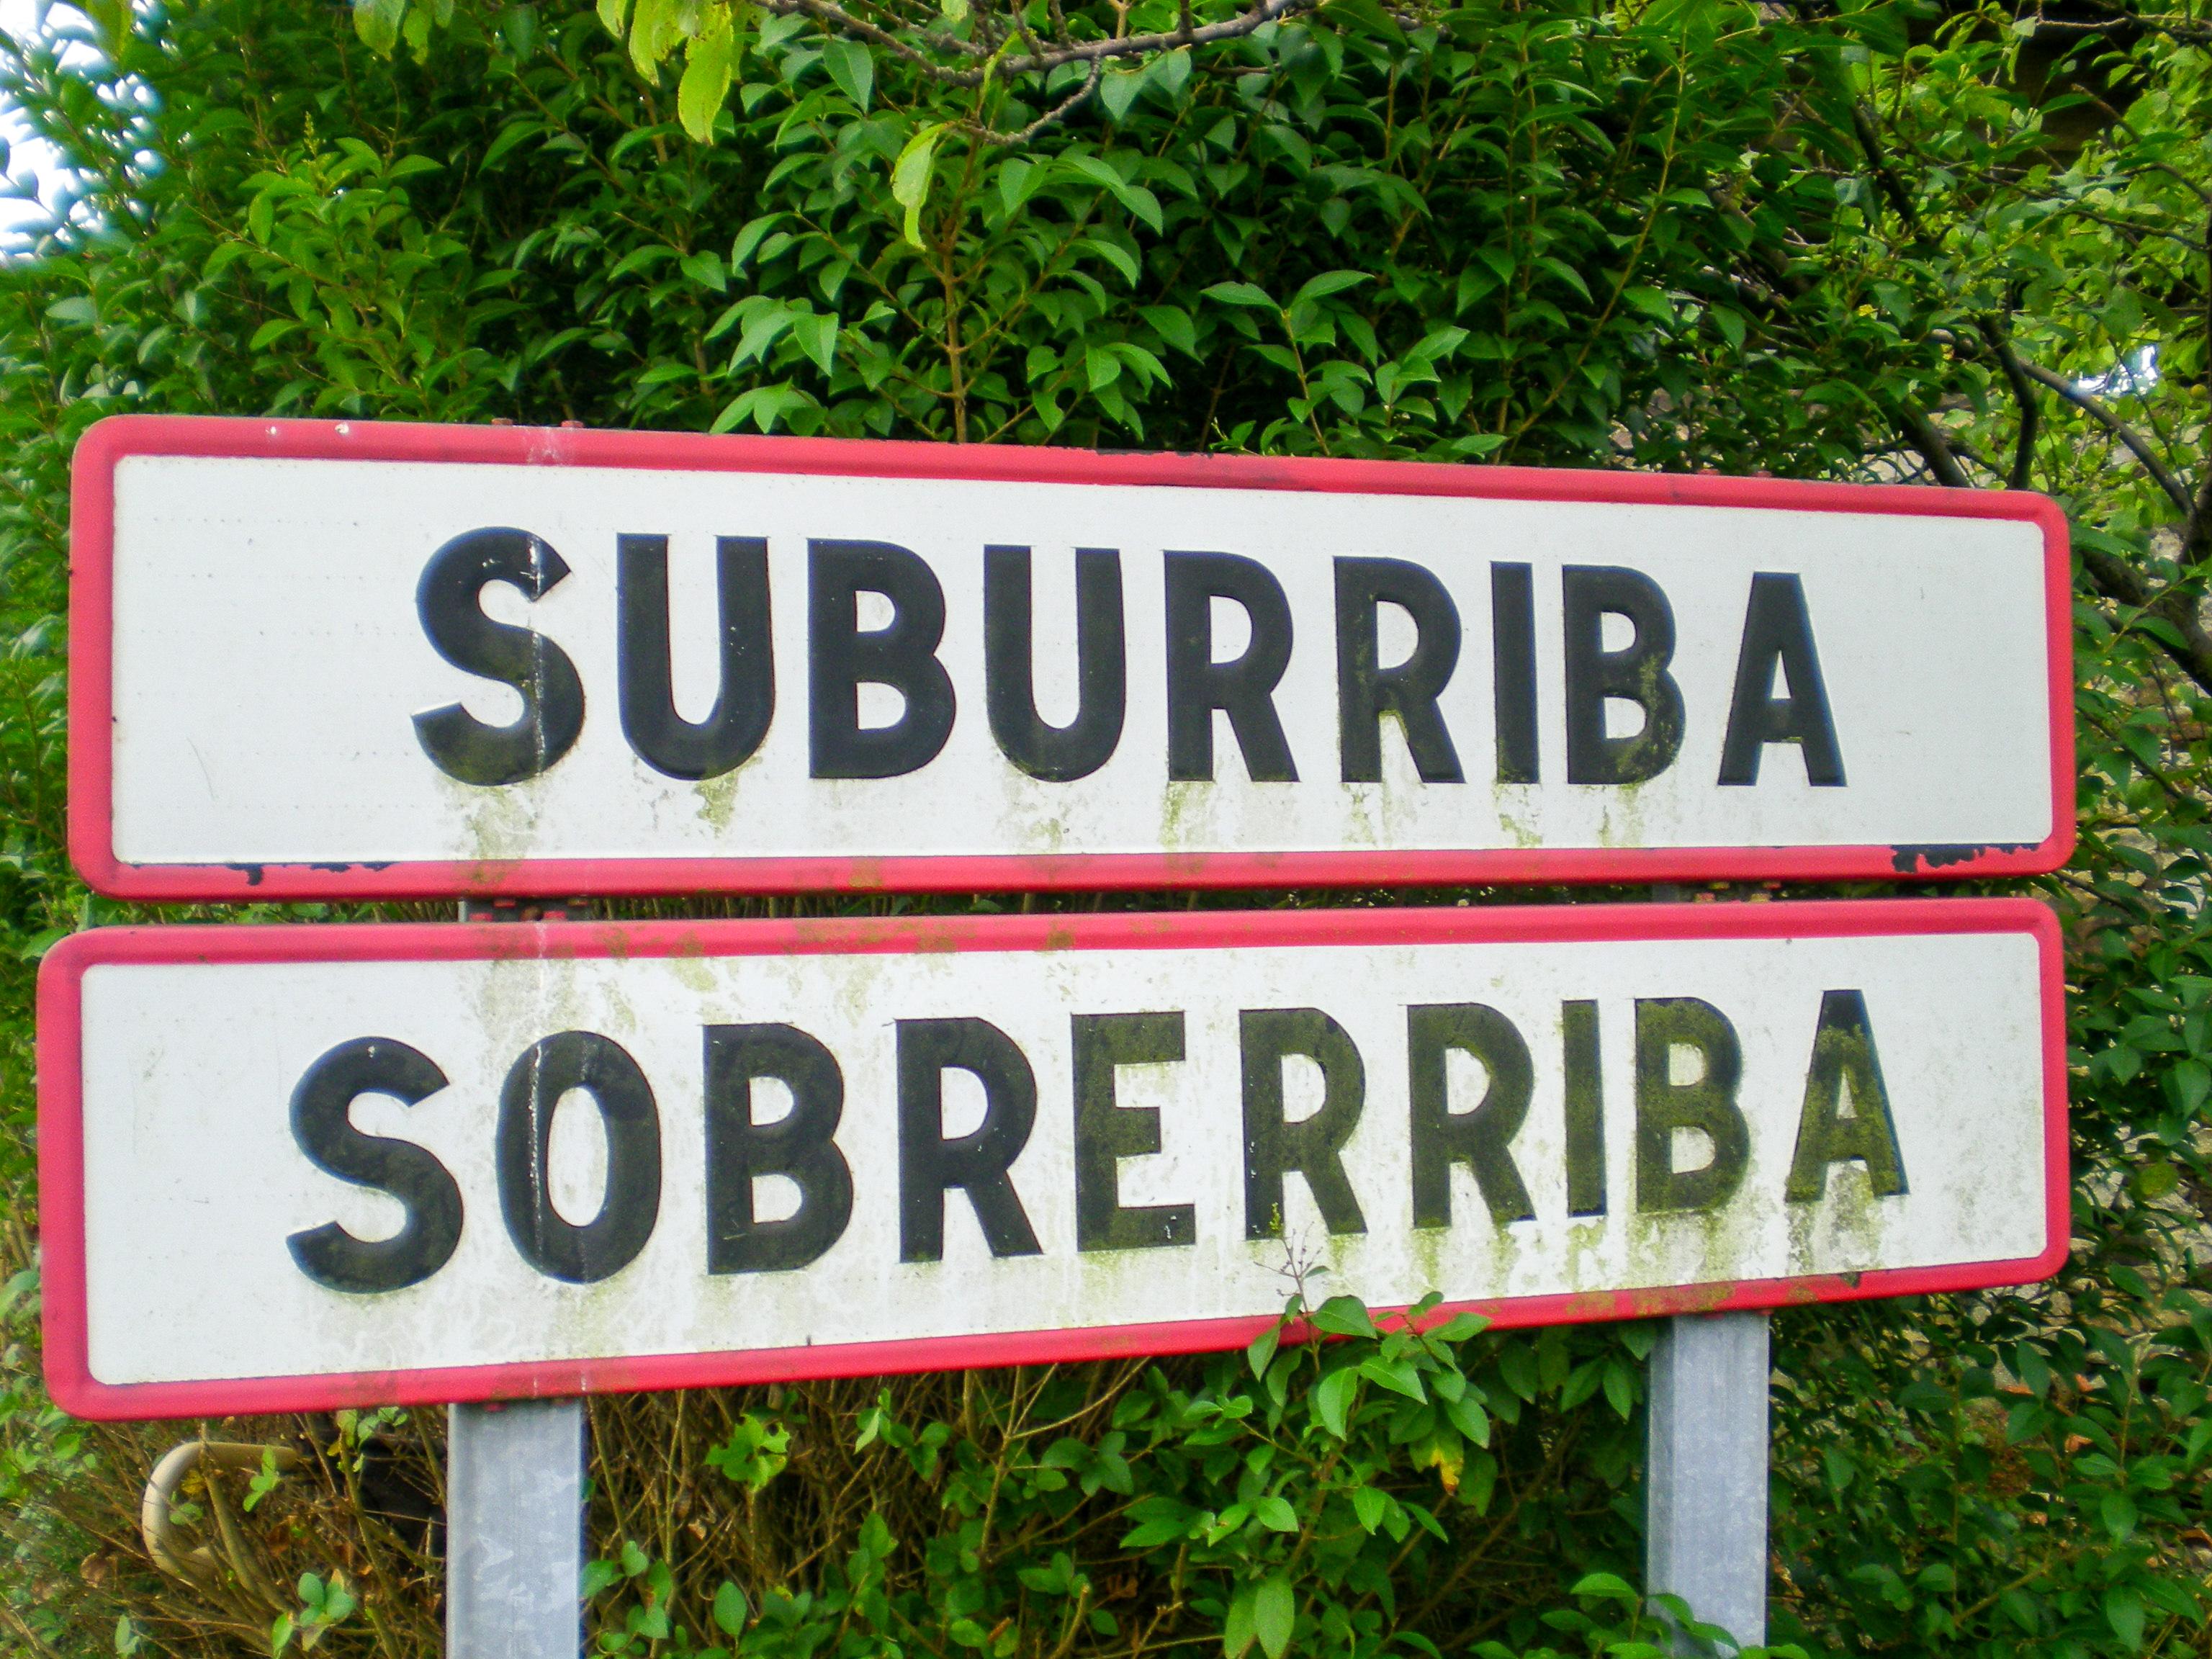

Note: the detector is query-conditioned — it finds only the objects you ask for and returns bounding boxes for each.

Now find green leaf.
[729,214,786,270]
[1290,270,1370,307]
[352,0,406,55]
[1350,1485,1388,1532]
[1253,1494,1298,1532]
[1141,305,1199,359]
[1443,1393,1491,1447]
[1203,282,1277,310]
[712,1582,747,1636]
[1100,66,1146,122]
[680,250,727,292]
[1224,1585,1257,1659]
[629,0,676,71]
[1246,1323,1280,1380]
[1311,1295,1377,1339]
[1079,234,1140,287]
[1571,1572,1637,1603]
[676,30,733,143]
[1322,0,1401,34]
[822,39,873,109]
[790,312,837,376]
[596,0,631,36]
[1252,1576,1294,1659]
[1358,1356,1425,1400]
[2105,1583,2145,1648]
[1063,155,1163,233]
[2103,1489,2139,1539]
[892,122,948,248]
[1313,1366,1358,1438]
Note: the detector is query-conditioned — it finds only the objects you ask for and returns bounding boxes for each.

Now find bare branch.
[1899,407,1972,490]
[753,0,1321,90]
[972,57,1103,144]
[2075,539,2212,700]
[2011,355,2193,516]
[2182,204,2212,565]
[1979,318,2041,493]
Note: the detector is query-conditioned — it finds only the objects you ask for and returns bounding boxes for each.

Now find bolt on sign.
[39,901,2064,1419]
[71,418,2072,901]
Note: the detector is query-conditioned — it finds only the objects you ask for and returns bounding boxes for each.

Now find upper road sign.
[71,417,2072,899]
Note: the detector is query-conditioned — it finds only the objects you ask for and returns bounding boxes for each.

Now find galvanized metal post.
[448,897,586,1659]
[1643,884,1769,1654]
[446,1398,586,1659]
[1645,1313,1770,1653]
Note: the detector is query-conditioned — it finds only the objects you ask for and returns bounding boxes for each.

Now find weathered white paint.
[105,455,2054,870]
[72,922,2050,1391]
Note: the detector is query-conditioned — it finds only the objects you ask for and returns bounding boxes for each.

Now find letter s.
[413,526,586,786]
[287,1037,464,1294]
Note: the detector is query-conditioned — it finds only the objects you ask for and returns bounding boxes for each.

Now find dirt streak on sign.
[71,418,2072,899]
[38,901,2066,1419]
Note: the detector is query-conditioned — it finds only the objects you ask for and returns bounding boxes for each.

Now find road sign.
[71,417,2071,901]
[40,898,2064,1420]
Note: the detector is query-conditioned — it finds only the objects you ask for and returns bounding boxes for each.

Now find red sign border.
[40,896,2069,1421]
[68,415,2076,901]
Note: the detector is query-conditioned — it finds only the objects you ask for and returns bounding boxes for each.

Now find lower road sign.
[40,899,2064,1419]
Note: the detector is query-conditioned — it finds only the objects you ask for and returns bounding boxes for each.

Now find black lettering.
[1563,999,1606,1218]
[617,534,774,781]
[1634,998,1750,1213]
[1491,562,1539,784]
[287,1038,464,1295]
[1408,1003,1534,1227]
[1164,552,1298,782]
[704,1023,855,1274]
[808,540,956,778]
[1718,572,1845,787]
[1563,566,1684,786]
[897,1017,1043,1262]
[1073,1012,1195,1251]
[1336,558,1463,783]
[497,1032,662,1284]
[413,527,585,786]
[1241,1008,1365,1238]
[1785,990,1907,1202]
[984,546,1127,781]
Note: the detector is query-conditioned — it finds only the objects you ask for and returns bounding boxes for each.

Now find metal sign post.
[447,1398,585,1659]
[1647,1312,1771,1654]
[1642,884,1771,1654]
[446,898,586,1659]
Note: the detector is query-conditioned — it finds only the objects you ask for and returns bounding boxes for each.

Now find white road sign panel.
[40,900,2065,1418]
[70,418,2072,899]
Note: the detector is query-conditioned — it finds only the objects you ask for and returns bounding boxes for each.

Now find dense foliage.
[0,0,2207,1654]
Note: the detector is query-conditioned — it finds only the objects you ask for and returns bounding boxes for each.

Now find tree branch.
[2012,355,2193,516]
[752,0,1320,89]
[2183,204,2212,566]
[2074,539,2212,700]
[1979,318,2041,492]
[1899,406,1971,488]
